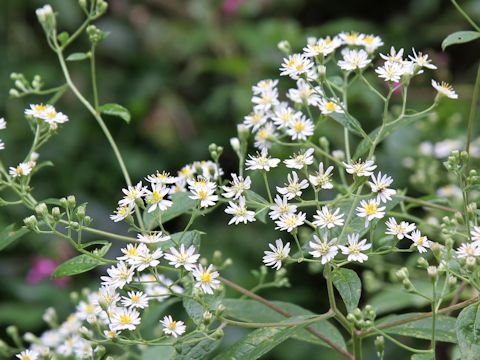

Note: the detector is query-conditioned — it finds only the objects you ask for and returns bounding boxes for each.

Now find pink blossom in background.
[223,0,244,15]
[26,257,70,286]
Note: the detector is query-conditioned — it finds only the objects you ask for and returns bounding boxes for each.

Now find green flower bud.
[35,203,48,218]
[84,216,92,226]
[430,242,441,260]
[9,89,20,97]
[76,204,86,221]
[402,278,413,291]
[447,275,457,287]
[374,335,385,357]
[230,137,241,153]
[417,257,429,269]
[237,124,250,142]
[427,266,438,280]
[466,256,477,271]
[216,304,225,317]
[52,206,62,221]
[23,215,38,230]
[353,308,363,320]
[69,221,80,231]
[67,195,76,209]
[277,40,291,55]
[346,313,356,323]
[36,5,56,36]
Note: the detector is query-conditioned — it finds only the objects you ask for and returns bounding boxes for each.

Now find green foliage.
[456,303,480,359]
[143,192,197,230]
[0,224,29,252]
[98,103,131,123]
[442,31,480,50]
[331,268,362,313]
[52,243,111,277]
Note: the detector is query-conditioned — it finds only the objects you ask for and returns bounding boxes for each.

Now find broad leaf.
[143,192,196,230]
[442,31,480,50]
[368,283,430,315]
[222,299,345,350]
[0,224,29,251]
[377,313,457,343]
[66,52,90,61]
[456,303,480,359]
[157,230,203,251]
[177,332,222,360]
[244,190,269,206]
[411,354,434,360]
[98,103,131,123]
[328,112,365,138]
[331,268,361,313]
[52,243,111,278]
[142,347,176,360]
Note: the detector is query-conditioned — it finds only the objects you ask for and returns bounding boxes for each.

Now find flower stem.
[262,171,273,203]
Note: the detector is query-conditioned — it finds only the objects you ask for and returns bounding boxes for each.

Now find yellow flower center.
[151,191,163,203]
[365,203,377,215]
[119,314,131,324]
[201,272,212,284]
[131,295,140,303]
[168,321,177,330]
[417,237,425,246]
[16,166,24,174]
[294,121,305,132]
[198,190,208,200]
[258,129,269,140]
[46,111,57,118]
[364,35,375,44]
[325,102,337,112]
[85,304,95,314]
[35,104,46,112]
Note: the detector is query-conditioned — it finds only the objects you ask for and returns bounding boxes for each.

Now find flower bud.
[319,137,329,151]
[52,206,61,221]
[69,221,80,231]
[353,308,363,320]
[203,311,213,325]
[213,328,224,339]
[9,88,20,97]
[317,65,327,78]
[35,203,48,218]
[448,275,457,287]
[427,266,438,280]
[237,124,250,142]
[277,40,291,55]
[70,291,79,304]
[346,313,356,323]
[84,216,92,226]
[230,137,241,152]
[430,242,441,260]
[76,205,86,221]
[6,326,21,346]
[332,149,345,161]
[466,256,477,271]
[417,257,429,269]
[67,195,76,209]
[395,267,409,281]
[223,258,233,267]
[213,250,222,266]
[402,278,413,291]
[216,304,226,317]
[374,336,384,357]
[23,215,38,230]
[36,5,56,36]
[42,307,57,327]
[95,0,108,15]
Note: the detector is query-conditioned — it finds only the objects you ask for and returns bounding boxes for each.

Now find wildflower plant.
[2,1,480,360]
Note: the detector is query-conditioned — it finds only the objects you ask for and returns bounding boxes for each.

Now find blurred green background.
[1,0,480,358]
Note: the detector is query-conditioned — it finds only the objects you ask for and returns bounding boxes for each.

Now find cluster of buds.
[346,305,376,330]
[9,73,44,98]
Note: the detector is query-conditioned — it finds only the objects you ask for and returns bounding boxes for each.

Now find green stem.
[373,327,432,354]
[353,331,362,360]
[431,281,437,359]
[466,63,480,163]
[222,311,334,328]
[451,0,480,32]
[262,172,273,203]
[90,46,99,110]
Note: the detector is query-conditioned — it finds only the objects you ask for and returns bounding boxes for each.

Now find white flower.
[145,184,172,213]
[284,148,314,169]
[380,47,405,63]
[254,122,278,150]
[222,174,251,199]
[109,307,141,331]
[456,243,480,259]
[275,212,306,232]
[225,196,256,225]
[276,171,309,200]
[385,217,416,239]
[339,31,365,46]
[287,79,322,106]
[344,159,377,177]
[356,199,386,227]
[286,114,314,141]
[471,226,480,245]
[137,232,170,243]
[130,244,163,271]
[24,104,49,118]
[94,286,120,310]
[192,264,220,294]
[309,162,334,189]
[309,235,338,264]
[145,171,176,185]
[431,80,458,99]
[318,98,344,114]
[272,104,300,129]
[103,330,119,339]
[0,140,4,150]
[263,239,291,270]
[303,37,338,57]
[160,315,186,338]
[41,108,69,126]
[119,181,147,207]
[36,4,53,17]
[252,79,278,95]
[252,89,279,111]
[101,262,134,289]
[110,204,134,222]
[312,206,344,229]
[337,49,371,71]
[409,49,437,70]
[177,164,195,180]
[189,185,218,208]
[361,34,384,53]
[16,350,39,360]
[243,109,268,131]
[280,53,315,80]
[269,195,297,220]
[0,117,6,130]
[9,162,32,178]
[375,61,405,82]
[164,244,200,271]
[339,233,371,263]
[369,172,396,203]
[407,230,431,253]
[121,291,149,309]
[245,148,280,171]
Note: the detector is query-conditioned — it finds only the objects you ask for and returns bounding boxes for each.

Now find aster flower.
[41,108,69,126]
[361,34,384,53]
[109,307,141,331]
[275,212,306,232]
[160,315,186,338]
[137,232,170,243]
[309,162,334,189]
[369,172,396,203]
[303,37,337,57]
[119,181,147,207]
[287,79,322,106]
[431,80,458,99]
[225,196,256,225]
[375,61,405,82]
[117,243,140,264]
[164,244,200,271]
[339,31,365,46]
[471,226,480,245]
[339,233,371,263]
[356,199,386,227]
[337,49,371,71]
[272,104,301,129]
[286,115,315,141]
[456,243,480,259]
[407,230,431,253]
[0,117,6,130]
[121,291,149,309]
[344,159,377,177]
[312,206,345,229]
[130,244,163,271]
[254,122,278,150]
[380,47,405,63]
[9,162,32,178]
[243,109,268,132]
[262,239,291,270]
[318,98,344,114]
[284,148,315,169]
[280,53,315,80]
[276,171,309,200]
[409,49,437,70]
[192,264,220,294]
[309,235,338,264]
[16,350,39,360]
[145,171,176,185]
[222,174,251,199]
[252,79,278,95]
[245,148,280,171]
[100,262,134,289]
[110,204,134,223]
[269,195,297,220]
[385,217,416,240]
[24,104,49,118]
[145,184,172,213]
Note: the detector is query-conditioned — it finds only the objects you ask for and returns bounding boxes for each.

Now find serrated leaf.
[222,299,345,350]
[143,192,196,230]
[376,313,457,343]
[52,243,111,278]
[331,268,361,313]
[98,103,131,123]
[456,303,480,359]
[0,224,29,251]
[66,52,90,61]
[442,31,480,50]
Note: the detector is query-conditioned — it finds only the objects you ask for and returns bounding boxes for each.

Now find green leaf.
[213,320,304,360]
[176,332,222,360]
[143,192,196,230]
[244,190,269,206]
[222,299,345,350]
[411,354,434,360]
[377,313,457,343]
[57,31,70,45]
[456,303,480,359]
[368,283,430,315]
[52,243,111,278]
[331,268,361,313]
[0,224,29,251]
[328,112,364,137]
[442,31,480,50]
[66,52,90,61]
[157,230,203,251]
[141,347,176,360]
[98,103,131,123]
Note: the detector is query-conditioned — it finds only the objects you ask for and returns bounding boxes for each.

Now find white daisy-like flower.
[245,148,281,171]
[385,217,416,240]
[16,349,39,360]
[137,232,170,243]
[369,172,396,203]
[361,34,384,53]
[9,162,32,178]
[269,195,297,220]
[0,117,6,130]
[121,291,149,309]
[309,162,334,189]
[222,174,251,199]
[286,114,315,141]
[177,164,195,180]
[309,235,338,264]
[456,243,480,259]
[312,206,345,229]
[318,98,344,114]
[344,159,377,177]
[109,307,141,331]
[119,181,147,207]
[286,79,322,106]
[100,262,135,289]
[130,244,163,271]
[160,315,186,338]
[339,233,371,263]
[276,171,309,200]
[164,244,200,271]
[254,122,278,150]
[117,243,140,264]
[24,104,49,118]
[103,330,119,339]
[303,37,337,57]
[189,185,218,208]
[145,171,176,185]
[380,47,405,63]
[471,226,480,245]
[409,49,437,70]
[356,199,386,227]
[407,230,431,253]
[375,61,405,82]
[284,148,315,169]
[110,204,134,222]
[280,53,315,80]
[94,286,120,310]
[225,196,256,225]
[337,49,371,71]
[339,31,365,46]
[252,79,278,95]
[275,211,306,232]
[252,89,279,112]
[243,109,268,132]
[145,184,173,213]
[431,80,458,99]
[262,239,291,270]
[41,108,69,126]
[192,264,220,294]
[271,104,300,129]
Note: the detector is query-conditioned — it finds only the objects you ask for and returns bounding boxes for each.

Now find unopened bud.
[230,137,241,152]
[466,256,477,270]
[52,207,61,221]
[427,266,438,280]
[237,124,250,142]
[35,203,48,218]
[216,304,225,316]
[417,257,429,269]
[76,205,86,221]
[374,336,385,357]
[332,149,345,161]
[23,215,38,230]
[67,195,76,209]
[448,275,457,287]
[277,40,291,55]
